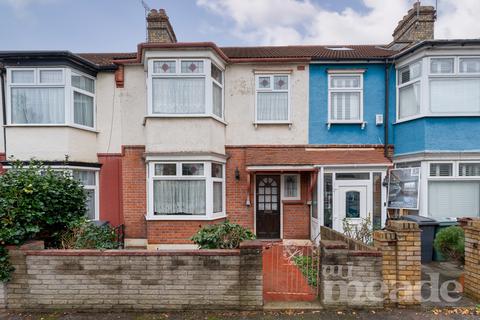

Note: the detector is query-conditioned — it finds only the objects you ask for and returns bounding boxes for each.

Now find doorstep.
[263,300,323,311]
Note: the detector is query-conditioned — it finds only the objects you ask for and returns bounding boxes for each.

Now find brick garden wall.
[3,241,263,312]
[462,218,480,301]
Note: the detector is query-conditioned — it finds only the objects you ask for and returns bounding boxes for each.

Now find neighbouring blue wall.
[309,64,396,145]
[394,117,480,156]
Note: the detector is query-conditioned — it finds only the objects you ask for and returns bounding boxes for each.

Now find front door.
[333,183,369,233]
[256,175,281,239]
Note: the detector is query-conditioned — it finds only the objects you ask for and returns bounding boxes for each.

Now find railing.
[113,224,125,249]
[320,226,378,252]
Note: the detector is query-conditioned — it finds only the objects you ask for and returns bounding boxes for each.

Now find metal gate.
[262,241,320,302]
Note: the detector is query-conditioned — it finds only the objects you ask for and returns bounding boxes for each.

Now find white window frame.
[6,67,96,131]
[147,160,226,221]
[327,72,364,124]
[147,59,224,122]
[71,168,100,221]
[282,174,301,201]
[428,161,455,179]
[254,74,291,124]
[396,56,480,123]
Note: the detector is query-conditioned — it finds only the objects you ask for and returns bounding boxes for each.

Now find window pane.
[213,181,223,213]
[153,61,176,73]
[211,163,223,178]
[460,58,480,73]
[74,92,94,127]
[459,163,480,177]
[213,82,222,118]
[85,189,96,220]
[211,64,223,84]
[330,92,360,121]
[155,163,176,176]
[399,82,420,119]
[257,92,288,121]
[429,163,453,177]
[181,61,204,73]
[335,173,370,180]
[152,78,205,114]
[40,70,63,83]
[429,181,480,218]
[399,62,421,84]
[182,163,204,176]
[11,70,34,84]
[346,191,360,218]
[330,75,360,88]
[258,76,270,89]
[430,58,454,74]
[430,78,480,114]
[153,180,206,215]
[274,76,288,90]
[284,175,299,198]
[324,173,333,228]
[72,75,95,93]
[72,170,96,186]
[11,87,65,124]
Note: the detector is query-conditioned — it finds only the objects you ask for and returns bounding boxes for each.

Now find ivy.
[0,160,87,282]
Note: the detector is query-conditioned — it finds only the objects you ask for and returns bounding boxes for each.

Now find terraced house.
[0,3,479,249]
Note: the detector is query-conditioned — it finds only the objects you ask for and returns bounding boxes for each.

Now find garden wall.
[2,241,263,312]
[461,218,480,302]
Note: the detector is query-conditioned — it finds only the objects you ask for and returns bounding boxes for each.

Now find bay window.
[148,59,224,119]
[397,56,480,121]
[148,161,225,219]
[7,68,96,129]
[72,169,99,220]
[255,74,290,123]
[328,73,363,123]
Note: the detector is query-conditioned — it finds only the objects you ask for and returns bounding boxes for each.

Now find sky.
[0,0,479,53]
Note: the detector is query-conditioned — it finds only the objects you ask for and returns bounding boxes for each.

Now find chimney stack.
[390,2,436,48]
[146,9,177,43]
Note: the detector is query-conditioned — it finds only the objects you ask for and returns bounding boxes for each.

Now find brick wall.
[146,219,226,244]
[374,220,421,306]
[462,218,480,301]
[121,146,147,239]
[3,241,263,312]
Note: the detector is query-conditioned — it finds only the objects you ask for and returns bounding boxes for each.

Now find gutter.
[0,67,6,158]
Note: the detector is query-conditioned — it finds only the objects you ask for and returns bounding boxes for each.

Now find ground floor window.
[148,160,225,218]
[428,181,480,218]
[71,169,99,220]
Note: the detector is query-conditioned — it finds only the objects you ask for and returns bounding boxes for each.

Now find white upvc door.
[333,180,371,233]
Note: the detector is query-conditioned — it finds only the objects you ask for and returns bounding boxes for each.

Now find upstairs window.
[398,61,421,120]
[328,74,363,123]
[7,68,95,129]
[255,74,290,123]
[149,59,224,119]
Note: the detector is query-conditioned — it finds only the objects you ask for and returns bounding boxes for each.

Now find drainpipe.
[384,60,390,159]
[0,67,6,159]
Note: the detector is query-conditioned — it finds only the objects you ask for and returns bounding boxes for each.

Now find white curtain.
[12,70,34,83]
[429,181,480,218]
[74,92,94,127]
[11,87,64,124]
[72,170,96,186]
[284,175,298,198]
[40,70,63,83]
[213,181,222,213]
[212,83,222,118]
[399,82,420,119]
[152,78,205,114]
[331,92,360,120]
[430,79,480,113]
[257,92,288,121]
[331,76,360,88]
[154,180,206,215]
[72,75,95,93]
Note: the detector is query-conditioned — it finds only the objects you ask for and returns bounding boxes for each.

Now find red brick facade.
[146,219,226,244]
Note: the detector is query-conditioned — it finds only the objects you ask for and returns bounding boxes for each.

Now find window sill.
[144,115,227,125]
[4,124,98,133]
[145,214,227,221]
[282,199,303,204]
[395,114,480,125]
[253,122,292,129]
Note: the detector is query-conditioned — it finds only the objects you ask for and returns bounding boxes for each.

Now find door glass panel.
[324,173,333,228]
[336,173,370,180]
[373,172,382,230]
[346,191,360,218]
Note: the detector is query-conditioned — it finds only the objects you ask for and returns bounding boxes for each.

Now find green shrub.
[59,220,119,250]
[190,221,255,249]
[293,255,318,287]
[434,226,465,264]
[0,160,88,282]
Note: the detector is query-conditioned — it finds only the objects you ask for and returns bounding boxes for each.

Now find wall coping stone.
[387,220,420,231]
[348,250,383,257]
[23,249,240,256]
[320,240,348,250]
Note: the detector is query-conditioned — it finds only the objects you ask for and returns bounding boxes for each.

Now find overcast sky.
[0,0,479,53]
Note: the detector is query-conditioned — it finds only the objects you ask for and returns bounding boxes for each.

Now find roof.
[244,146,391,166]
[77,52,137,67]
[220,45,396,60]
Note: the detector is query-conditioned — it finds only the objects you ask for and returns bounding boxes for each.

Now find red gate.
[262,242,319,302]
